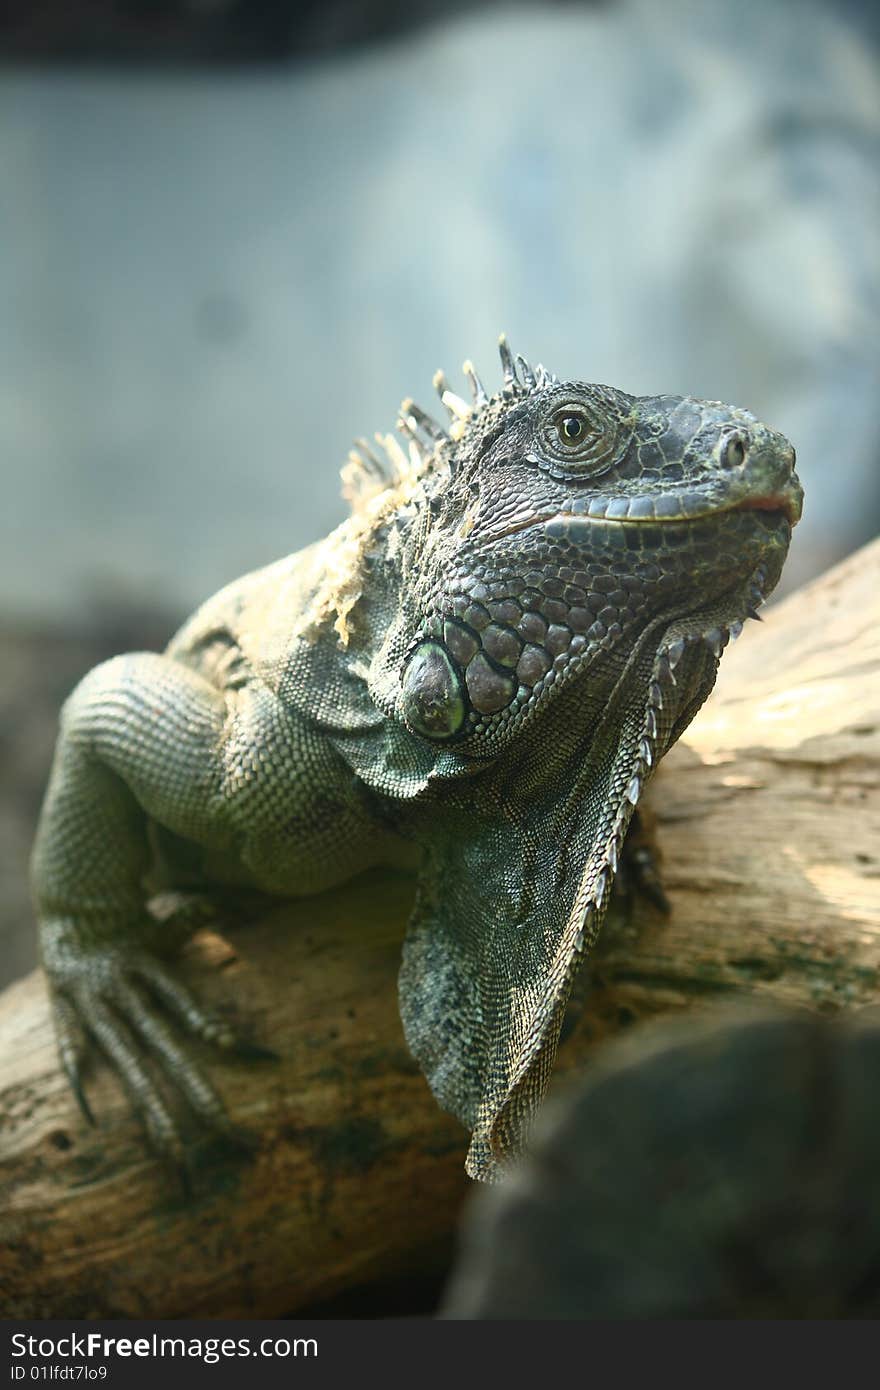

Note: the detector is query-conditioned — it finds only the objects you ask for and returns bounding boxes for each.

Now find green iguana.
[31,338,803,1180]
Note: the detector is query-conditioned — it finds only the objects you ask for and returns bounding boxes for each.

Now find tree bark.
[1,539,878,1318]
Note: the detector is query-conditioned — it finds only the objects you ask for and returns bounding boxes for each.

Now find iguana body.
[32,340,802,1180]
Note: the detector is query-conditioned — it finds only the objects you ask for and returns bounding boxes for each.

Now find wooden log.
[1,539,878,1318]
[587,535,880,1035]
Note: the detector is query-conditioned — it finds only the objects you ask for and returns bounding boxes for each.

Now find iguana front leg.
[31,652,252,1164]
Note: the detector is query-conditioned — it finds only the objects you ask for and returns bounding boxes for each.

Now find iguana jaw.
[486,481,802,543]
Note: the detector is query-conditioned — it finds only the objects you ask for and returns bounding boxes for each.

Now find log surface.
[1,539,879,1318]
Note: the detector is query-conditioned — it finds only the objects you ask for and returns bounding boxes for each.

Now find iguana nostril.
[720,432,749,470]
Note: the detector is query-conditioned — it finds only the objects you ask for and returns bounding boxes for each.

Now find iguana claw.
[40,916,268,1167]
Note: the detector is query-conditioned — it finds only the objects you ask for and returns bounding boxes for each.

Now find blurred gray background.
[1,0,879,982]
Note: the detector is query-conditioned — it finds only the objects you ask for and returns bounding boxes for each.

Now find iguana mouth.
[728,493,801,526]
[489,487,801,543]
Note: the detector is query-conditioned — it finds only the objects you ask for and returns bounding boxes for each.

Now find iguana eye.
[547,406,600,459]
[559,414,587,444]
[534,392,632,479]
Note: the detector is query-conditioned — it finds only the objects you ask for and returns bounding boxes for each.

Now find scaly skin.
[31,339,803,1180]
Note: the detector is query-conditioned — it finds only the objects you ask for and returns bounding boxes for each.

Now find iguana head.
[350,337,802,753]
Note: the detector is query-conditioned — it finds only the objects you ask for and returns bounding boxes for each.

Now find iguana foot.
[39,912,271,1170]
[615,809,670,917]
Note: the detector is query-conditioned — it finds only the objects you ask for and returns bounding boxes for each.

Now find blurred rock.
[443,1008,880,1318]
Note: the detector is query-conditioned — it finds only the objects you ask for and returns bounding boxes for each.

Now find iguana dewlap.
[31,338,803,1180]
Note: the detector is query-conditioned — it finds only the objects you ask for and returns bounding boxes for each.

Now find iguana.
[31,338,803,1181]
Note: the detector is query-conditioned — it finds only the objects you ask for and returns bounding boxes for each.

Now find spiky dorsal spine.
[340,335,555,516]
